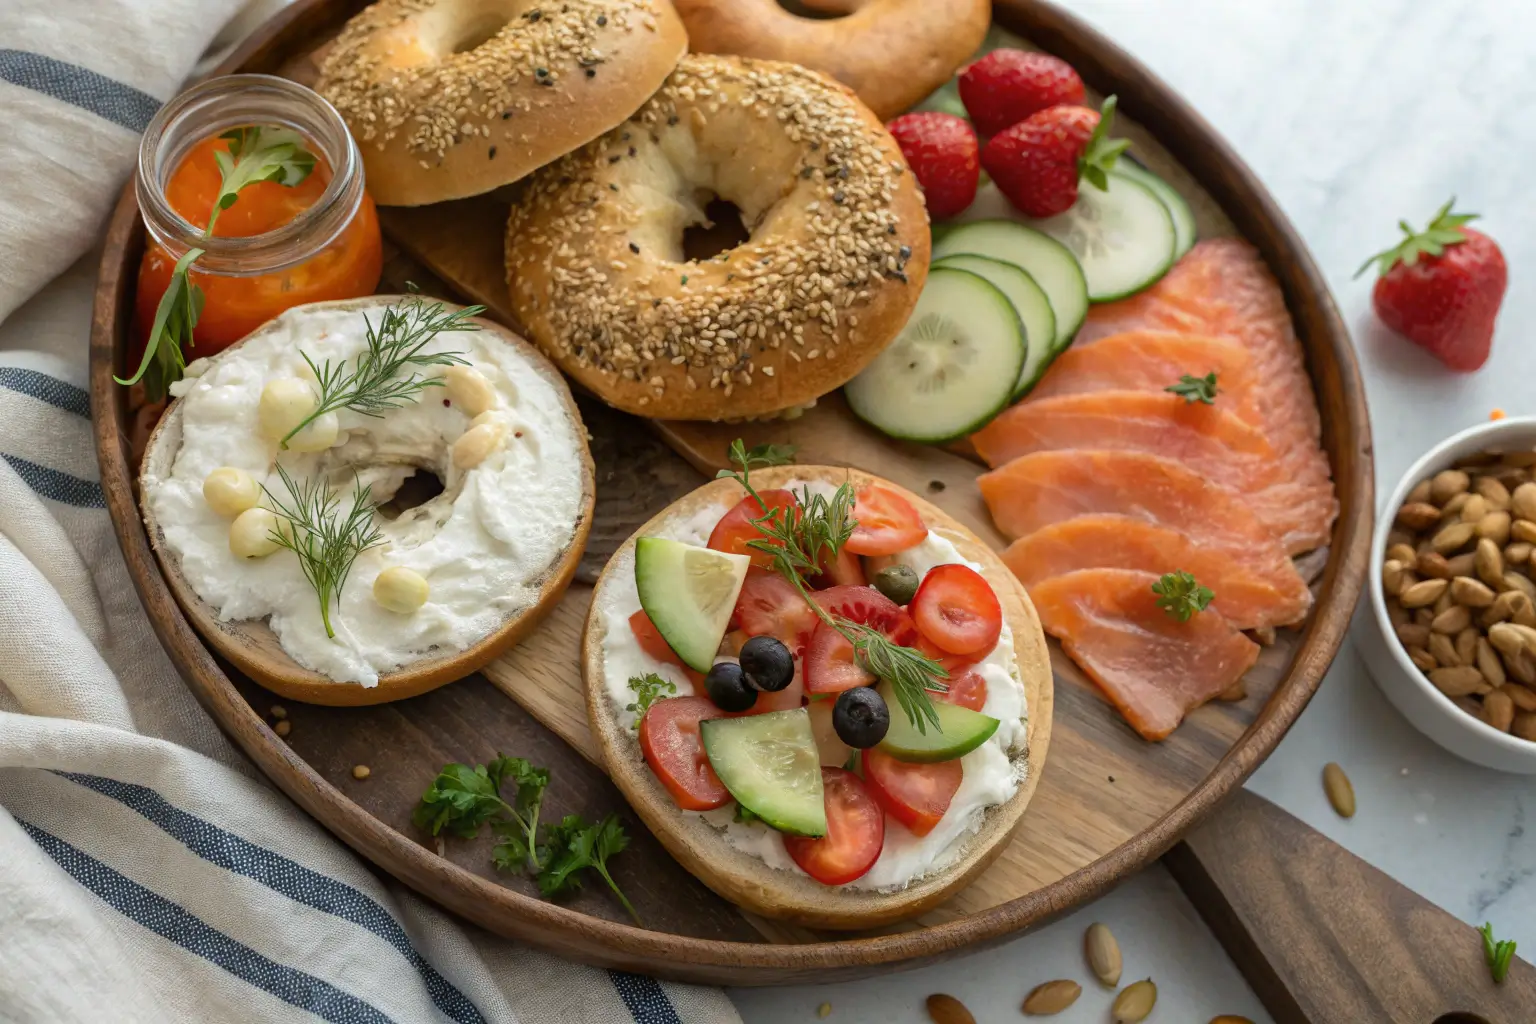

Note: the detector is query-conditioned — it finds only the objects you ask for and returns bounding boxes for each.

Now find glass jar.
[132,74,382,367]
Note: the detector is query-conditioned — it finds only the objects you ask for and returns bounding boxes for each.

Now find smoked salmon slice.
[1027,330,1263,426]
[1030,568,1260,741]
[977,449,1289,561]
[1077,239,1337,552]
[971,390,1282,494]
[1002,515,1312,630]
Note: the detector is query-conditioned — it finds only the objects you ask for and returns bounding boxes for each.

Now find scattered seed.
[270,704,288,719]
[1022,980,1081,1016]
[817,1002,831,1018]
[1112,979,1158,1023]
[924,994,974,1024]
[1513,519,1536,545]
[1382,560,1407,595]
[1447,552,1478,576]
[1082,922,1124,987]
[1506,541,1532,565]
[275,719,292,738]
[1322,762,1355,818]
[1428,631,1461,667]
[352,764,371,780]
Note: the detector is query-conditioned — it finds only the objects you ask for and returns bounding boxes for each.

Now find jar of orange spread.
[133,74,381,367]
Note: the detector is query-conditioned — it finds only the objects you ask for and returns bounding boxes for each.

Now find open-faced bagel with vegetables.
[139,295,594,706]
[582,453,1052,928]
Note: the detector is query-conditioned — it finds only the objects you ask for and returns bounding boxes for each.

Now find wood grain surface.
[87,0,1374,984]
[1167,789,1536,1023]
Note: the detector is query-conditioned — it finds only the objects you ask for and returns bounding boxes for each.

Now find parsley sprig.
[1481,922,1518,984]
[1152,570,1214,622]
[1166,371,1219,405]
[413,756,638,923]
[716,439,948,733]
[626,673,676,723]
[262,465,383,639]
[282,297,481,449]
[118,126,318,400]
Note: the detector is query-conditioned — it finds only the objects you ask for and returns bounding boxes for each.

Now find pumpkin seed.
[1477,638,1508,687]
[1485,689,1516,732]
[1322,762,1355,818]
[1427,632,1460,667]
[1084,922,1122,986]
[1111,979,1158,1023]
[1416,551,1453,580]
[1021,980,1081,1016]
[1401,578,1448,609]
[924,994,974,1024]
[1513,483,1536,520]
[1432,469,1471,504]
[1450,576,1496,608]
[1428,665,1490,697]
[1408,647,1437,672]
[1432,522,1477,554]
[1396,502,1441,531]
[1476,538,1507,588]
[1476,475,1512,510]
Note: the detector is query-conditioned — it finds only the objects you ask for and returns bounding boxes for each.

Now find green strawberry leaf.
[1355,197,1479,278]
[1078,95,1130,193]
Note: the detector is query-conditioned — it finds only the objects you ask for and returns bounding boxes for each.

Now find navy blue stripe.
[0,50,158,132]
[0,367,90,418]
[1,454,105,508]
[17,818,396,1024]
[609,972,684,1024]
[57,773,485,1024]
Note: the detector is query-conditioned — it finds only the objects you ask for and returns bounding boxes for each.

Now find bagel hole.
[778,0,851,18]
[376,469,445,520]
[450,14,510,54]
[682,198,751,262]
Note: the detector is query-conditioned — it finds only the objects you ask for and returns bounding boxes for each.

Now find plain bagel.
[672,0,992,120]
[315,0,687,206]
[505,54,930,421]
[583,466,1053,929]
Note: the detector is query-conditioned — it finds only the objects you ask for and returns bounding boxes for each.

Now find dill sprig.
[717,439,947,733]
[281,296,484,449]
[263,464,384,638]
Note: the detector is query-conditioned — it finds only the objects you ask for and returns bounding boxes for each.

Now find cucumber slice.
[844,267,1023,444]
[931,220,1089,349]
[1026,174,1177,303]
[933,254,1057,400]
[701,708,827,836]
[634,537,750,672]
[878,684,1000,763]
[1112,160,1196,259]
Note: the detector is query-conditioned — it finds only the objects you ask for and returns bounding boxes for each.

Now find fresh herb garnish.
[262,465,383,639]
[1078,95,1130,192]
[412,756,539,840]
[1481,922,1517,984]
[282,297,481,449]
[718,438,948,733]
[1165,371,1219,405]
[536,812,639,925]
[118,126,317,400]
[1152,570,1214,622]
[625,672,676,723]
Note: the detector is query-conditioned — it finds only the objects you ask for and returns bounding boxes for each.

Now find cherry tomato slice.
[910,563,1003,656]
[808,545,867,589]
[845,485,927,556]
[638,697,731,811]
[782,767,885,884]
[915,634,982,677]
[733,570,820,651]
[934,668,988,712]
[709,489,799,568]
[804,586,920,694]
[862,747,963,838]
[804,621,874,694]
[628,610,705,686]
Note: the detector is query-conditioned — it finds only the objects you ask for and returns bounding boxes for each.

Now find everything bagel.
[505,54,930,421]
[316,0,686,206]
[672,0,991,120]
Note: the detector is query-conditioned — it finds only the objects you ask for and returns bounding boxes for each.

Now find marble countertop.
[734,0,1535,1019]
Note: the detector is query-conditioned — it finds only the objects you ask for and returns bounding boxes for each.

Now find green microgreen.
[1152,570,1214,622]
[1165,371,1219,405]
[1481,922,1517,984]
[625,672,676,723]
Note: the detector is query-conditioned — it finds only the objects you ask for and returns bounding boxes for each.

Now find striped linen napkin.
[0,0,740,1020]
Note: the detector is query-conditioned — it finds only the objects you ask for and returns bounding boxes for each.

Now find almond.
[1477,638,1508,688]
[1447,552,1478,577]
[1480,510,1513,545]
[1085,922,1123,987]
[1432,522,1477,555]
[1387,542,1419,565]
[1455,626,1480,666]
[1513,518,1536,545]
[1459,494,1489,525]
[924,994,973,1024]
[1427,632,1460,668]
[1415,551,1452,580]
[1450,576,1496,608]
[1431,604,1472,635]
[1322,762,1355,818]
[1428,665,1490,697]
[1021,980,1081,1016]
[1395,622,1431,648]
[1111,979,1158,1023]
[1485,688,1516,732]
[1505,683,1536,711]
[1513,482,1536,521]
[1476,538,1507,589]
[1506,542,1533,565]
[1476,475,1512,510]
[1395,502,1441,531]
[1407,478,1434,504]
[1400,578,1448,609]
[1431,469,1471,504]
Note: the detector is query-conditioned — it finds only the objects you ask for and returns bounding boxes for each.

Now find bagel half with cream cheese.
[506,54,930,421]
[140,296,594,706]
[673,0,992,120]
[582,466,1052,928]
[316,0,687,206]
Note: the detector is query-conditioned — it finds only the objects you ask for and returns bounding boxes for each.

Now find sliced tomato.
[733,570,819,650]
[782,767,885,884]
[808,545,867,589]
[862,747,963,838]
[709,489,799,568]
[915,634,982,677]
[638,697,730,811]
[845,485,927,556]
[910,563,1003,656]
[804,586,920,694]
[934,668,987,712]
[628,610,705,686]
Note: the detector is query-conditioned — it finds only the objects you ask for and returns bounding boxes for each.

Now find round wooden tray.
[89,0,1372,985]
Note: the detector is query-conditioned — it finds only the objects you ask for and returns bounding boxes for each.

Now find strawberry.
[959,49,1086,137]
[1358,199,1507,372]
[981,95,1128,219]
[885,112,980,220]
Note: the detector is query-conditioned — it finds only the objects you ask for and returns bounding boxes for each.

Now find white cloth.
[0,1,740,1020]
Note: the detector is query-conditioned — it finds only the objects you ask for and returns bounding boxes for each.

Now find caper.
[872,564,919,605]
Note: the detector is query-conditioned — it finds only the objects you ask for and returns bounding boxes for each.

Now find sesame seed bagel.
[672,0,992,121]
[315,0,687,207]
[504,54,930,421]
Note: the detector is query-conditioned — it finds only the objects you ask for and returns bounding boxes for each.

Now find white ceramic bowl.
[1359,416,1536,773]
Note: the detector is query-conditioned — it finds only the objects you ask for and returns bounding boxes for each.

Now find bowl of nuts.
[1361,417,1536,773]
